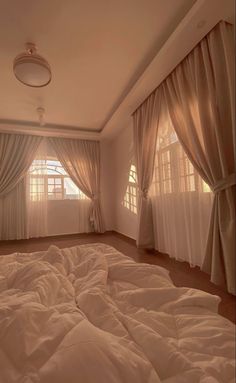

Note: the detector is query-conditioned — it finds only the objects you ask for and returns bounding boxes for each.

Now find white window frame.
[123,165,138,214]
[153,141,210,194]
[29,160,86,201]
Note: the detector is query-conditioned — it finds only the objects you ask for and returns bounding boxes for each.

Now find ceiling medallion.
[13,43,52,87]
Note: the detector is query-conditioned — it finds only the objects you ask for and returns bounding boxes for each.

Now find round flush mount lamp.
[13,43,52,87]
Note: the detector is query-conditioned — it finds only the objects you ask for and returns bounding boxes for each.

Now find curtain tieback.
[212,173,236,193]
[139,188,149,199]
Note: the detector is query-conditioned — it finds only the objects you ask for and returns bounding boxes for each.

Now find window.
[123,164,138,214]
[179,147,196,192]
[29,159,87,201]
[151,108,213,267]
[161,150,172,194]
[152,122,176,195]
[152,126,211,194]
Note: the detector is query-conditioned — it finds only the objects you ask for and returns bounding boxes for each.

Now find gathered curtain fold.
[161,21,235,294]
[0,133,42,197]
[0,178,28,240]
[133,91,162,248]
[0,133,42,240]
[49,137,104,233]
[27,138,49,239]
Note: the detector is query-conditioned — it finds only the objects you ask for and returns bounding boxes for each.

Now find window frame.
[29,160,87,201]
[123,164,138,214]
[153,140,210,195]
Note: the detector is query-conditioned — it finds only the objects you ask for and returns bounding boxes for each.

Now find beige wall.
[110,120,138,240]
[47,200,91,236]
[45,126,138,238]
[100,139,115,231]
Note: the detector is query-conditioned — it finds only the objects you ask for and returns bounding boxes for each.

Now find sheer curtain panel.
[0,179,28,240]
[49,138,104,233]
[151,101,213,266]
[27,139,91,238]
[162,22,235,294]
[133,91,161,248]
[27,139,48,238]
[0,133,42,240]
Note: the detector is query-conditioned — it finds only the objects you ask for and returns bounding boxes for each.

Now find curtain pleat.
[0,133,42,196]
[0,178,28,240]
[150,101,214,267]
[162,21,235,294]
[0,133,42,240]
[49,138,104,233]
[132,21,235,294]
[133,91,162,248]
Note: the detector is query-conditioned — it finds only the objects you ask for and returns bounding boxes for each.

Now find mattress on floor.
[0,243,234,383]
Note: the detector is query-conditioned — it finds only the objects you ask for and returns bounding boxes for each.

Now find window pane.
[30,180,44,195]
[64,178,86,200]
[48,178,55,184]
[189,175,195,191]
[202,180,211,193]
[48,184,55,192]
[30,159,86,201]
[122,165,138,213]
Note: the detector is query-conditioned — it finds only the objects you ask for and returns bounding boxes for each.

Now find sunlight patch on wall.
[122,164,138,214]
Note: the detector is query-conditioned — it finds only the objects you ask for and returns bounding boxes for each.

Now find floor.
[0,231,235,323]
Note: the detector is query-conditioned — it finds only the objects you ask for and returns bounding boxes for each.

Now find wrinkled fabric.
[49,138,104,233]
[0,244,234,383]
[162,21,235,294]
[133,91,161,248]
[0,133,42,240]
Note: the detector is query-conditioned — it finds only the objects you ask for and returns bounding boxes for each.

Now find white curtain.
[133,91,161,248]
[27,139,91,238]
[0,179,28,240]
[49,138,104,233]
[0,133,42,240]
[27,139,48,238]
[162,21,235,294]
[151,102,213,266]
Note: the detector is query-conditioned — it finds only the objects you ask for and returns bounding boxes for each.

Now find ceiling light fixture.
[37,107,46,126]
[13,43,52,87]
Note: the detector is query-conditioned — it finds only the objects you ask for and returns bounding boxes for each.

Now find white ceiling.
[0,0,197,133]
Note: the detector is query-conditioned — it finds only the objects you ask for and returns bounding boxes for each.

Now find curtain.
[27,139,91,238]
[27,139,48,238]
[162,22,235,294]
[49,138,104,233]
[133,91,161,248]
[0,133,42,196]
[0,179,28,240]
[0,133,42,240]
[150,101,213,266]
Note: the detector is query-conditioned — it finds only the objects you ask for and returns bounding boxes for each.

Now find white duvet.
[0,243,234,383]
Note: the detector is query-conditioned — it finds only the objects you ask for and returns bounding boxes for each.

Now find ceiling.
[0,0,197,133]
[0,0,234,140]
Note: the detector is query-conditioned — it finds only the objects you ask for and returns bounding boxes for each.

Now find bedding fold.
[0,244,234,383]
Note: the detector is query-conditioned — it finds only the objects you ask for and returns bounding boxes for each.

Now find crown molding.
[101,0,235,140]
[0,119,101,140]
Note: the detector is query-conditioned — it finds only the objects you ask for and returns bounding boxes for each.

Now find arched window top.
[29,158,87,201]
[30,159,67,175]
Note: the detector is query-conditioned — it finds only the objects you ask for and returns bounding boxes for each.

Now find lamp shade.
[13,44,51,87]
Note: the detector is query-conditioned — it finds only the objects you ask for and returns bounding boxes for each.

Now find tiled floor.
[0,231,235,323]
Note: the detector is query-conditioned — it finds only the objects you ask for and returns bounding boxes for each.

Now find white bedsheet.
[0,243,234,383]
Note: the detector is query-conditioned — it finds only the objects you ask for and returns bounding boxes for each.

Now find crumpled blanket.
[0,243,234,383]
